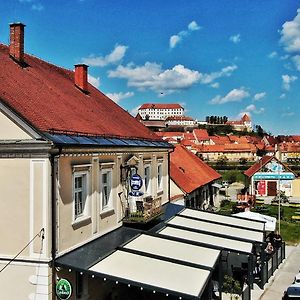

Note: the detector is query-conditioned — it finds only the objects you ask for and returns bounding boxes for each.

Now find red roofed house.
[244,156,299,198]
[170,145,221,209]
[196,143,257,162]
[0,23,172,299]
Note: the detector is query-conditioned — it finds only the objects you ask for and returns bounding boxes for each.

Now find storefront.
[245,156,296,197]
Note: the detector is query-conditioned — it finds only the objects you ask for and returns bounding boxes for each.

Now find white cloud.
[282,74,298,90]
[253,92,266,101]
[169,21,201,49]
[280,8,300,70]
[210,87,250,105]
[292,55,300,71]
[188,21,201,31]
[88,74,100,88]
[82,45,128,67]
[31,3,43,11]
[18,0,44,11]
[109,62,237,95]
[280,8,300,53]
[229,34,241,44]
[268,51,277,59]
[280,54,290,60]
[282,111,295,117]
[169,35,181,49]
[244,104,265,114]
[280,93,286,99]
[200,65,237,84]
[210,82,220,88]
[106,91,134,103]
[130,105,141,116]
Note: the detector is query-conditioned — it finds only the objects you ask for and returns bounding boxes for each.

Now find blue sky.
[1,0,300,135]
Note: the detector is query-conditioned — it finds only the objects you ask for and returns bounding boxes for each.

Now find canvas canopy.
[232,211,276,232]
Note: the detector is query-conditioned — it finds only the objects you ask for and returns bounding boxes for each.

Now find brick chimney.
[9,23,25,63]
[74,64,89,93]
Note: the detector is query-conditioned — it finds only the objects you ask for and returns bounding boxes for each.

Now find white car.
[294,273,300,284]
[283,284,300,299]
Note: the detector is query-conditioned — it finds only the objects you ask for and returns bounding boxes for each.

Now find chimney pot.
[9,22,26,62]
[74,64,89,93]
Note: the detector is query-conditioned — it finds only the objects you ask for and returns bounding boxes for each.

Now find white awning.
[159,226,253,253]
[232,211,276,232]
[168,215,264,243]
[89,250,211,298]
[123,234,220,268]
[180,208,265,231]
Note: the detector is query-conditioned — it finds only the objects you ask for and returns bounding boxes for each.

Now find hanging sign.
[130,174,143,191]
[56,278,72,300]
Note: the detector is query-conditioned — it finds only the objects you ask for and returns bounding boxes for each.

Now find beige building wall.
[0,158,50,259]
[170,179,184,198]
[57,149,170,255]
[292,178,300,197]
[0,157,52,300]
[0,111,32,139]
[0,262,52,300]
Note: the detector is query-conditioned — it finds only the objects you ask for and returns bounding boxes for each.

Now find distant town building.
[165,115,196,127]
[138,103,184,120]
[226,114,252,132]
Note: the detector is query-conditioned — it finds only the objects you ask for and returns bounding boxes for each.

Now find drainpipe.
[168,146,175,203]
[50,147,61,300]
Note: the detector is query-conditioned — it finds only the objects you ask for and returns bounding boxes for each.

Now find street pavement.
[252,244,300,300]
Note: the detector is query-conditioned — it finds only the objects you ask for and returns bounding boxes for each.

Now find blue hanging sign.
[130,174,143,191]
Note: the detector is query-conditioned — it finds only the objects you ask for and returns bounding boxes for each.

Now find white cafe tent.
[232,211,276,232]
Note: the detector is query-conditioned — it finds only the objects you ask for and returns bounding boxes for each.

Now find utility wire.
[0,228,45,274]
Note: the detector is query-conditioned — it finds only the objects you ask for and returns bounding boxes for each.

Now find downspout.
[168,146,175,203]
[50,147,61,300]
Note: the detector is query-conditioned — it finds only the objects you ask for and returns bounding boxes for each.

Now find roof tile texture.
[0,44,160,140]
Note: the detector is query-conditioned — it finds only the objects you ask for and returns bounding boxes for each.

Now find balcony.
[123,196,162,224]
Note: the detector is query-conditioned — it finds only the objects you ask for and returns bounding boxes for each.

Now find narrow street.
[251,245,300,299]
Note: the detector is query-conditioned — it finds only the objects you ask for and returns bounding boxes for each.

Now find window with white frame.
[144,165,151,195]
[73,171,88,220]
[157,163,163,191]
[101,169,112,210]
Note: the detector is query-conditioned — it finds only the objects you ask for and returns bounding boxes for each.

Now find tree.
[255,125,265,138]
[217,155,228,166]
[222,275,242,300]
[239,157,247,165]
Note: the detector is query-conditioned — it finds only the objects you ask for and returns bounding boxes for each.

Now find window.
[157,163,163,191]
[144,165,151,195]
[101,169,112,210]
[73,172,88,220]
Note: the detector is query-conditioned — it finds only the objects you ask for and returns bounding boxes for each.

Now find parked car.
[283,284,300,299]
[294,273,300,284]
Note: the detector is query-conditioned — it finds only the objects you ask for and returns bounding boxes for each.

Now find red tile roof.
[139,103,183,110]
[244,155,295,177]
[209,135,231,144]
[193,129,209,140]
[244,155,273,177]
[241,114,251,122]
[0,44,161,141]
[170,145,221,193]
[196,143,256,153]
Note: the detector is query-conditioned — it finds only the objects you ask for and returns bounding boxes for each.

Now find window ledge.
[100,208,115,218]
[72,215,91,229]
